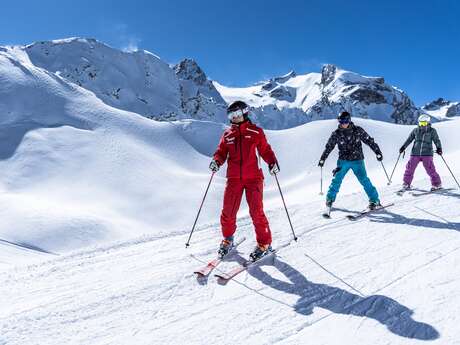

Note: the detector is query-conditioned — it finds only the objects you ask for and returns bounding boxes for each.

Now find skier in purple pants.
[399,115,442,191]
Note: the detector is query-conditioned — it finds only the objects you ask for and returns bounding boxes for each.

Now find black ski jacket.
[320,122,382,161]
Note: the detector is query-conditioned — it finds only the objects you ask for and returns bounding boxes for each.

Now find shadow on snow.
[246,258,439,341]
[367,210,460,231]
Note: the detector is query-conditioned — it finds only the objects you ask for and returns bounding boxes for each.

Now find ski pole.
[185,172,215,248]
[439,154,460,189]
[380,161,391,184]
[320,166,324,195]
[387,152,402,185]
[274,173,298,241]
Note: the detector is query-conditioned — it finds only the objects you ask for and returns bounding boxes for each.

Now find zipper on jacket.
[238,125,243,179]
[420,127,426,156]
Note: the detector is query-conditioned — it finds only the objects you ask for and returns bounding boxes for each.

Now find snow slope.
[0,46,227,262]
[1,173,459,345]
[1,41,460,344]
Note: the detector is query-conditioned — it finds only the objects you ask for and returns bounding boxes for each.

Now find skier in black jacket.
[319,111,383,209]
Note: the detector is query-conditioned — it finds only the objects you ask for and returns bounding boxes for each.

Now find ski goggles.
[338,118,350,124]
[419,121,429,127]
[227,107,249,120]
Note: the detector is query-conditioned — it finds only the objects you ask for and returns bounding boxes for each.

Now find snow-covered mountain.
[16,38,227,123]
[215,64,422,129]
[174,58,227,121]
[422,98,460,120]
[1,38,442,130]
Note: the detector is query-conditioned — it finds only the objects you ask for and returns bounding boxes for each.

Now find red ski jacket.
[213,121,277,179]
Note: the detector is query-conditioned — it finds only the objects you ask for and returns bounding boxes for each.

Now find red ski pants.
[220,178,272,245]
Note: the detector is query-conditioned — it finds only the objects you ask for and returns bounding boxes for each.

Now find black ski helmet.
[338,111,351,123]
[227,100,250,121]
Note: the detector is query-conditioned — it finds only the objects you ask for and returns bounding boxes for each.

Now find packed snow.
[0,40,460,345]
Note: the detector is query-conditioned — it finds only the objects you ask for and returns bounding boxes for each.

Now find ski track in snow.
[1,181,460,345]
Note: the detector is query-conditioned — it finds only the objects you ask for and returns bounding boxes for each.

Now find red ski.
[214,249,276,282]
[193,237,246,277]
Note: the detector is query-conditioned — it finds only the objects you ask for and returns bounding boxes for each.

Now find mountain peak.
[259,70,297,92]
[422,97,460,119]
[25,37,103,50]
[174,58,207,85]
[321,64,337,86]
[423,97,451,110]
[273,70,297,83]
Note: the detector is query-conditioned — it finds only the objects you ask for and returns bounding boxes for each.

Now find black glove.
[209,159,220,172]
[318,160,325,167]
[399,146,405,154]
[332,167,342,176]
[269,162,280,175]
[436,148,443,155]
[376,153,383,161]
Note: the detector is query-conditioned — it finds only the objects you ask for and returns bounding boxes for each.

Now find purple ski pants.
[403,156,442,187]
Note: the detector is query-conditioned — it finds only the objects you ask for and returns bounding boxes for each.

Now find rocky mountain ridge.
[2,37,457,129]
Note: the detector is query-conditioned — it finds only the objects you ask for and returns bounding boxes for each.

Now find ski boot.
[218,237,234,258]
[431,185,442,191]
[368,201,382,210]
[322,199,334,218]
[249,243,273,262]
[402,183,411,191]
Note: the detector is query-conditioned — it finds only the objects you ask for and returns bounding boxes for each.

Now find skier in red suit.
[210,101,279,261]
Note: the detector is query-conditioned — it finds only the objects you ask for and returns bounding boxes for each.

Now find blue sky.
[1,0,459,105]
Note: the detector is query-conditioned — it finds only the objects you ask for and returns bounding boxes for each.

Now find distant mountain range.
[2,37,458,129]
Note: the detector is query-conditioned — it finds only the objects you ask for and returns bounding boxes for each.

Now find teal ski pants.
[326,160,379,203]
